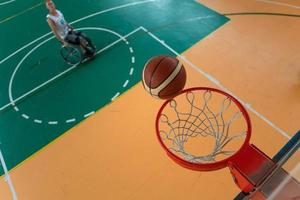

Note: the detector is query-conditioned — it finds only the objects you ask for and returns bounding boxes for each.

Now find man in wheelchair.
[46,0,95,59]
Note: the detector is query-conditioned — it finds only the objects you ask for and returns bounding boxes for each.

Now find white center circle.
[8,27,136,125]
[0,0,16,6]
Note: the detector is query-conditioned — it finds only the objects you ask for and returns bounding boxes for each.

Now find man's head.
[46,0,56,12]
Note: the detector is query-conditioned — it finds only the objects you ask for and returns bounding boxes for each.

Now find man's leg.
[78,34,95,57]
[65,32,87,55]
[65,31,94,58]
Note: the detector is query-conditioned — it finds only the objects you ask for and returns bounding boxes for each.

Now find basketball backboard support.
[234,130,300,200]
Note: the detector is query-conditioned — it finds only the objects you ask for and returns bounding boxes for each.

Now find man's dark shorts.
[64,30,83,45]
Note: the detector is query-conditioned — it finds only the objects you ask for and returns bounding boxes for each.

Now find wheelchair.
[60,31,97,65]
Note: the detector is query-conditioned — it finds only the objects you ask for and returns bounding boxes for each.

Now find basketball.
[142,55,186,99]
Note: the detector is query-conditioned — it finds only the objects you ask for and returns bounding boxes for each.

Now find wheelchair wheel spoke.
[73,53,81,59]
[61,45,82,65]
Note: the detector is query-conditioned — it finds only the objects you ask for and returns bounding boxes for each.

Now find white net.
[158,89,248,163]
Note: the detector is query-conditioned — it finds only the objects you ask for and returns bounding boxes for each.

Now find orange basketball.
[142,55,186,99]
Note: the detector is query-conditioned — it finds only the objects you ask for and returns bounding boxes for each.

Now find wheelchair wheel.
[60,45,83,65]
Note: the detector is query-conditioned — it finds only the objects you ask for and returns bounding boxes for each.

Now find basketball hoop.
[156,87,252,170]
[156,87,281,193]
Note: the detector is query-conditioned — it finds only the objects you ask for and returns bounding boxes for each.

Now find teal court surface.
[0,0,228,175]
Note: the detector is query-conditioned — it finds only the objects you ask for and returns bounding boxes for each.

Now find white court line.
[70,0,156,25]
[256,0,300,9]
[0,0,156,66]
[111,92,120,101]
[34,119,42,124]
[0,33,52,65]
[129,47,134,53]
[140,26,291,139]
[0,0,15,6]
[185,15,215,22]
[129,68,134,75]
[0,27,142,112]
[0,149,18,200]
[66,118,76,123]
[48,121,58,125]
[84,111,95,118]
[123,80,129,88]
[21,114,29,119]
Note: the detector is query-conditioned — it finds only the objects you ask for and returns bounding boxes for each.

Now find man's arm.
[47,18,66,45]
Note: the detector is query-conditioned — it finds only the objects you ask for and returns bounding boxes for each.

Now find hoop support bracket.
[228,144,275,193]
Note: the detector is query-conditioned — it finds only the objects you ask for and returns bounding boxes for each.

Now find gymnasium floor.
[0,0,299,199]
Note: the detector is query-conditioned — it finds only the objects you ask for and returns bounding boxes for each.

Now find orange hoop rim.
[155,87,252,171]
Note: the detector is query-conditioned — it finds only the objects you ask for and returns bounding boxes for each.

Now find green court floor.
[0,0,228,175]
